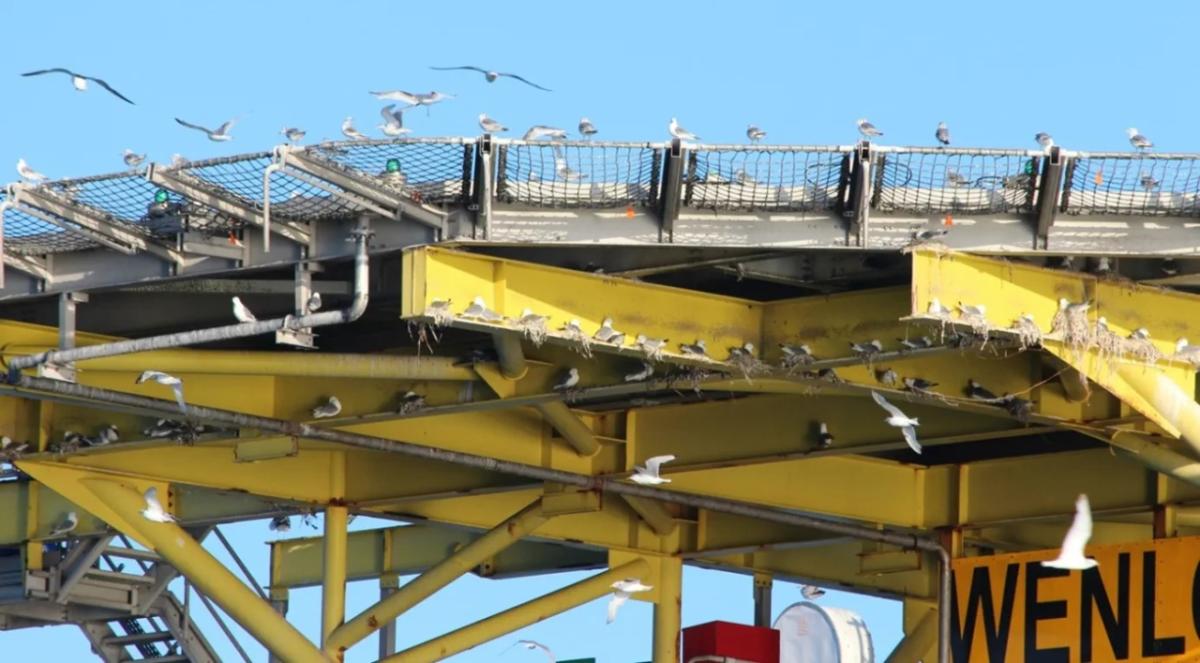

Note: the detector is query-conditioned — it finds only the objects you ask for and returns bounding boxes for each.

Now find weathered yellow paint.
[652,555,683,662]
[888,602,938,663]
[321,452,347,647]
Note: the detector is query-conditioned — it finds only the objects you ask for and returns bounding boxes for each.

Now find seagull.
[399,391,426,415]
[898,336,934,350]
[1094,256,1113,275]
[136,370,187,413]
[1035,132,1054,149]
[1175,339,1200,365]
[170,154,189,168]
[871,391,921,454]
[635,335,668,359]
[579,117,598,139]
[747,124,766,143]
[21,68,134,104]
[1139,173,1160,192]
[679,340,708,358]
[903,377,938,393]
[341,117,370,141]
[850,340,883,358]
[817,368,841,383]
[625,362,655,382]
[779,343,814,365]
[378,105,410,137]
[16,159,47,183]
[515,640,556,662]
[123,149,145,169]
[1041,494,1098,570]
[281,127,306,144]
[522,125,568,141]
[462,296,488,319]
[85,425,119,446]
[1060,298,1091,315]
[312,396,342,419]
[1130,327,1150,341]
[668,118,700,141]
[593,317,623,344]
[944,169,969,188]
[1161,258,1179,276]
[175,117,236,142]
[630,455,675,485]
[856,118,883,139]
[1126,127,1153,151]
[49,511,78,537]
[307,292,322,313]
[231,296,256,323]
[1096,316,1110,334]
[555,158,586,181]
[269,515,292,533]
[935,121,951,146]
[958,303,987,318]
[817,422,834,449]
[429,65,551,91]
[553,367,580,391]
[913,228,950,242]
[369,90,453,109]
[801,585,826,600]
[966,379,998,401]
[927,298,951,317]
[478,113,508,134]
[141,487,177,523]
[727,342,755,361]
[608,578,653,623]
[876,368,898,387]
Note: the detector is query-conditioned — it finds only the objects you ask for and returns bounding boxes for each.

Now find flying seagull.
[1126,127,1153,150]
[870,391,921,454]
[478,113,508,134]
[747,124,766,143]
[579,117,598,139]
[281,127,306,144]
[631,455,675,484]
[515,640,556,662]
[341,117,370,141]
[669,118,700,141]
[312,396,342,419]
[1035,132,1054,149]
[856,118,883,139]
[608,578,653,623]
[378,105,410,137]
[430,65,552,91]
[1041,494,1098,570]
[21,68,134,104]
[175,117,236,142]
[123,150,145,169]
[522,125,568,141]
[369,90,453,112]
[935,121,951,146]
[141,487,177,523]
[801,584,826,600]
[231,296,256,323]
[49,511,78,538]
[16,158,47,183]
[136,370,187,413]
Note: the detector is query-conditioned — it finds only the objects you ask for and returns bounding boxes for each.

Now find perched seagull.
[429,65,552,91]
[927,298,951,317]
[1175,338,1200,365]
[307,292,322,313]
[856,118,883,139]
[122,149,145,169]
[1094,256,1113,275]
[16,158,47,183]
[635,335,668,359]
[630,455,675,485]
[268,515,292,533]
[341,117,370,141]
[515,640,556,662]
[801,585,826,600]
[175,117,236,142]
[903,377,938,393]
[312,396,342,419]
[1126,127,1153,151]
[1096,316,1110,334]
[913,228,950,242]
[727,342,755,360]
[85,425,119,446]
[679,340,708,358]
[399,391,426,414]
[871,391,921,454]
[462,296,488,319]
[935,121,951,146]
[169,154,189,168]
[1041,494,1098,570]
[966,379,998,401]
[958,303,987,318]
[141,487,177,523]
[553,367,580,391]
[1139,173,1160,192]
[1130,327,1151,341]
[136,370,187,413]
[281,127,306,144]
[1161,258,1179,276]
[876,368,899,387]
[608,578,653,623]
[369,90,453,109]
[593,317,624,344]
[898,336,934,350]
[478,113,508,134]
[578,117,598,139]
[817,368,841,383]
[555,158,586,181]
[1035,132,1054,149]
[522,125,568,141]
[378,105,410,137]
[231,296,256,323]
[850,339,883,358]
[1059,298,1091,315]
[817,422,834,449]
[746,124,766,143]
[21,68,134,104]
[668,118,700,141]
[625,361,655,382]
[944,169,969,188]
[779,343,814,365]
[49,511,79,538]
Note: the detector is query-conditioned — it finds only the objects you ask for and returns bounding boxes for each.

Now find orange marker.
[943,213,954,227]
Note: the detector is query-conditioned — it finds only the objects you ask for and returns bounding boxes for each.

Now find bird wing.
[373,90,420,105]
[430,65,488,74]
[216,119,237,135]
[500,72,552,92]
[21,68,75,78]
[607,591,629,623]
[871,391,907,419]
[901,426,922,454]
[145,487,161,508]
[171,384,187,414]
[86,76,135,104]
[644,454,675,474]
[1060,494,1093,558]
[175,118,213,134]
[380,104,399,124]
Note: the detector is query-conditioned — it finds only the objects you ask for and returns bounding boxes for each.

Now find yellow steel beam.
[652,555,683,662]
[1117,365,1200,456]
[886,602,938,663]
[322,452,348,647]
[324,498,550,657]
[383,557,650,663]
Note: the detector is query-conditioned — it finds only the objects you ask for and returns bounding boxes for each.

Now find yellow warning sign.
[952,535,1200,662]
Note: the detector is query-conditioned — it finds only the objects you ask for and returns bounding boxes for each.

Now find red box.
[683,621,780,663]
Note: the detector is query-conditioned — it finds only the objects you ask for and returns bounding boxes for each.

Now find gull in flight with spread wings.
[21,68,135,104]
[1041,494,1099,570]
[175,117,236,142]
[429,65,552,91]
[870,391,921,454]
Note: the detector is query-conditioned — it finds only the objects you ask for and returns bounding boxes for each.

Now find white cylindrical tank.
[773,601,875,663]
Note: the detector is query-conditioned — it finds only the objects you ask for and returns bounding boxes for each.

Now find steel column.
[884,607,938,663]
[1035,147,1063,247]
[322,452,348,647]
[752,572,772,628]
[652,556,682,663]
[659,139,684,241]
[378,582,398,659]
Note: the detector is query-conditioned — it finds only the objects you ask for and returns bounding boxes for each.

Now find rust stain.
[367,615,379,629]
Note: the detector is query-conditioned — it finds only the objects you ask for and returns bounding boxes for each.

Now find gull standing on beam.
[608,578,653,624]
[856,118,883,139]
[21,68,135,104]
[281,127,306,144]
[1041,494,1098,570]
[49,511,78,538]
[175,117,236,142]
[136,370,188,413]
[578,117,597,139]
[935,121,951,146]
[312,396,342,419]
[552,367,580,391]
[341,116,370,141]
[478,113,508,134]
[668,118,700,141]
[870,391,921,454]
[630,455,675,484]
[747,124,766,143]
[429,65,552,91]
[141,487,177,523]
[1035,132,1054,149]
[523,125,569,141]
[1127,127,1153,151]
[16,158,47,183]
[378,105,410,137]
[122,150,145,170]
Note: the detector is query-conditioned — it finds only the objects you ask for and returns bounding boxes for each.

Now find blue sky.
[0,0,1184,660]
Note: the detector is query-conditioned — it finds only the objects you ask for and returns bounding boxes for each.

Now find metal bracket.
[284,150,447,231]
[848,142,873,247]
[472,135,494,239]
[658,138,685,242]
[1035,146,1065,249]
[275,261,321,349]
[42,291,88,382]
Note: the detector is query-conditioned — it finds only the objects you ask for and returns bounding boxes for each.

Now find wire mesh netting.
[683,146,847,212]
[1063,154,1200,216]
[179,153,358,222]
[496,142,661,208]
[873,150,1039,214]
[1,194,99,255]
[308,139,473,206]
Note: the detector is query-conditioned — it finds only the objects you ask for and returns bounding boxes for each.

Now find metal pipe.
[491,332,527,380]
[78,478,327,663]
[325,499,548,655]
[384,558,650,663]
[6,228,372,379]
[322,504,348,646]
[10,374,952,661]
